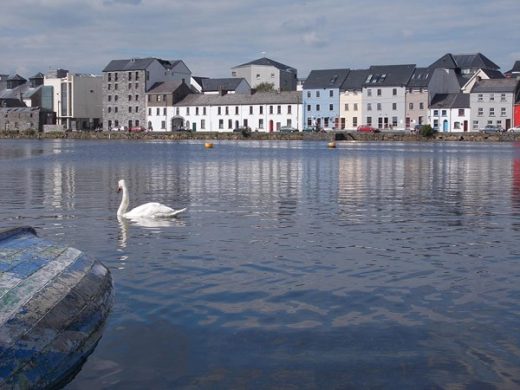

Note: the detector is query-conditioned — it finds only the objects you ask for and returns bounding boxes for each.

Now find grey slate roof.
[429,54,458,69]
[506,61,520,74]
[453,53,499,70]
[340,69,369,90]
[233,57,296,73]
[303,69,350,89]
[471,78,520,93]
[430,93,469,109]
[201,78,246,92]
[174,91,302,107]
[29,72,44,79]
[363,64,415,87]
[480,69,505,79]
[147,80,185,94]
[408,67,433,88]
[7,74,26,82]
[103,58,183,72]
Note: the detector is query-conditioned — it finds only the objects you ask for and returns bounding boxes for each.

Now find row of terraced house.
[1,53,520,133]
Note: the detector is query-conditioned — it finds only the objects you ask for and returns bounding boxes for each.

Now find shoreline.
[0,130,518,142]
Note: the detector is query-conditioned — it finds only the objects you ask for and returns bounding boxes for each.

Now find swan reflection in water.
[117,215,186,248]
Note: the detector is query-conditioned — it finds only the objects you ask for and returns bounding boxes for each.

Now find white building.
[44,69,102,130]
[147,91,302,132]
[430,93,471,132]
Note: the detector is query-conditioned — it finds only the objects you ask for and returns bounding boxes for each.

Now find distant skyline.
[1,0,519,79]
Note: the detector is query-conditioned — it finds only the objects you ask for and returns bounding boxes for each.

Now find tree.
[255,82,276,92]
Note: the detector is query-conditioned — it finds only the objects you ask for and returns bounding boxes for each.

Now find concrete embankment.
[0,130,518,142]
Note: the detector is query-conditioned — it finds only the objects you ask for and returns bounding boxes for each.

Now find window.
[316,104,320,111]
[225,106,229,115]
[392,103,397,110]
[256,74,260,79]
[219,119,224,129]
[135,83,138,89]
[489,94,495,102]
[501,107,506,116]
[419,102,424,110]
[478,94,483,102]
[232,71,236,77]
[345,103,349,111]
[128,106,132,113]
[108,84,111,90]
[135,95,139,101]
[135,72,139,80]
[163,107,167,115]
[108,95,112,102]
[441,110,447,117]
[329,90,333,97]
[433,110,439,116]
[114,83,118,90]
[135,106,139,113]
[277,105,281,114]
[203,107,206,115]
[409,103,414,110]
[156,108,160,115]
[108,107,112,113]
[489,107,495,117]
[148,108,152,115]
[324,118,329,128]
[157,95,161,102]
[114,107,118,113]
[147,95,151,102]
[128,83,132,89]
[454,122,461,129]
[367,89,372,97]
[307,105,311,111]
[367,103,372,111]
[259,106,263,114]
[392,88,397,96]
[108,119,112,128]
[249,106,253,115]
[353,103,358,111]
[478,108,483,116]
[108,73,112,82]
[128,95,132,101]
[307,91,311,98]
[176,107,180,116]
[352,117,357,127]
[114,73,118,81]
[287,105,292,114]
[329,104,334,111]
[228,119,233,129]
[392,116,398,127]
[259,119,264,129]
[366,116,372,125]
[316,91,320,98]
[128,120,132,128]
[196,107,199,116]
[269,106,273,114]
[161,121,166,129]
[163,95,167,102]
[128,72,132,81]
[377,89,381,96]
[377,103,381,111]
[218,107,222,115]
[186,107,190,115]
[501,93,506,102]
[458,109,464,116]
[201,119,205,129]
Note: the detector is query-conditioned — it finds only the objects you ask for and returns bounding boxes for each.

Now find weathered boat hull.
[0,227,113,389]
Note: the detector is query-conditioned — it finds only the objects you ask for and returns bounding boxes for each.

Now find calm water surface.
[1,139,519,389]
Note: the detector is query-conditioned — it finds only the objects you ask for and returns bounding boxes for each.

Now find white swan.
[117,179,186,219]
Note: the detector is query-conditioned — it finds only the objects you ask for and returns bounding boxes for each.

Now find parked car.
[357,125,380,133]
[279,126,299,133]
[507,126,520,133]
[303,126,317,132]
[479,124,503,134]
[129,126,146,132]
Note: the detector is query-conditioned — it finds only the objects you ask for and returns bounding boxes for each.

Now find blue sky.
[1,0,518,79]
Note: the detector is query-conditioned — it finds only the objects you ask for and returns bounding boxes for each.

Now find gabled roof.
[408,67,433,88]
[303,69,350,89]
[233,57,296,73]
[505,61,520,74]
[29,72,44,79]
[453,53,499,70]
[147,80,185,94]
[7,74,26,82]
[103,58,185,72]
[430,93,469,109]
[174,91,301,106]
[471,78,520,93]
[429,54,458,69]
[363,64,415,87]
[340,69,369,90]
[201,78,247,92]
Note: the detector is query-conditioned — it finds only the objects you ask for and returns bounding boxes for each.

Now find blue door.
[443,120,449,132]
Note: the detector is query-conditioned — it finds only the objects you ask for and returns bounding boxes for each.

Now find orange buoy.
[204,142,214,149]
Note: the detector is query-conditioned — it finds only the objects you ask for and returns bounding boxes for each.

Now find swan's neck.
[117,184,130,216]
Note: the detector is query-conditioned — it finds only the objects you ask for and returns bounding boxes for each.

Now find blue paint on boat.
[0,227,113,389]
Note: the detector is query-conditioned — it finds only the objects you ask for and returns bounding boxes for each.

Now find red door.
[269,120,274,133]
